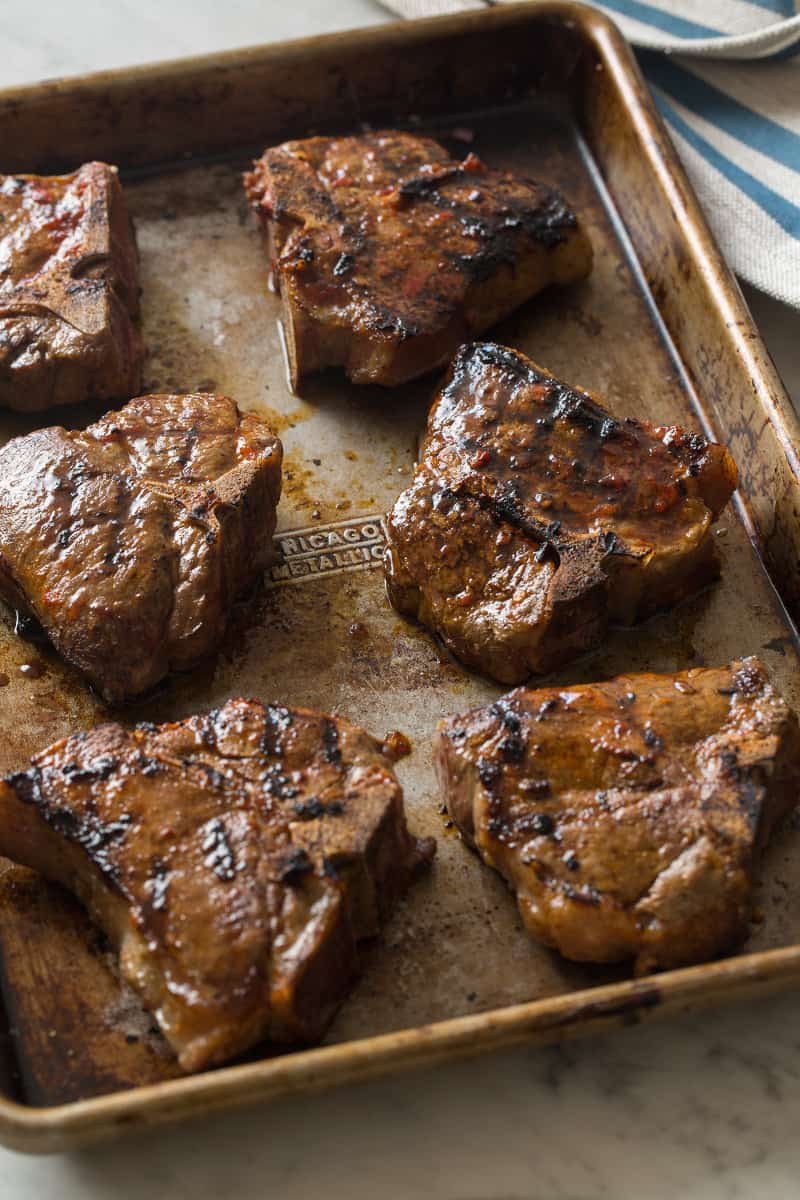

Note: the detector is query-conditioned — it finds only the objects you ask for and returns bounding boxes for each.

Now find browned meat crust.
[385,343,738,683]
[435,658,800,973]
[0,700,434,1071]
[0,162,143,412]
[0,393,282,703]
[244,132,592,388]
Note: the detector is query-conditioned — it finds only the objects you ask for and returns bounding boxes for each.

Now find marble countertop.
[1,3,799,1196]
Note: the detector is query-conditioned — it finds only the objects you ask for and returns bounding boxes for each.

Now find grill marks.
[244,131,592,388]
[0,700,433,1071]
[0,392,283,702]
[435,659,800,973]
[385,342,738,684]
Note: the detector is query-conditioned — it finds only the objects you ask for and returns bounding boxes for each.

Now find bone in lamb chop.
[244,131,592,389]
[0,392,282,703]
[435,658,800,973]
[0,162,143,411]
[385,342,738,684]
[0,699,435,1071]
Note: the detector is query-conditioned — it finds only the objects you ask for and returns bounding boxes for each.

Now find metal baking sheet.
[1,0,800,1152]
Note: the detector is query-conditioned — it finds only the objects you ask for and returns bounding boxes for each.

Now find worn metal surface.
[1,0,800,1153]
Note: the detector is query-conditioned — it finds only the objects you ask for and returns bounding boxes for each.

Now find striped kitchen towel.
[377,0,800,308]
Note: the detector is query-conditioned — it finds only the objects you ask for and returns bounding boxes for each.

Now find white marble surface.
[1,2,799,1195]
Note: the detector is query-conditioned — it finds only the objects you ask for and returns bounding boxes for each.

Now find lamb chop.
[0,162,142,412]
[244,132,592,389]
[0,699,434,1071]
[435,658,800,972]
[0,392,282,703]
[385,343,738,683]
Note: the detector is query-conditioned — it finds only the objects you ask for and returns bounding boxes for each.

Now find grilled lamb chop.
[436,658,800,972]
[0,699,434,1071]
[0,162,142,412]
[385,343,738,683]
[0,393,282,703]
[244,132,592,389]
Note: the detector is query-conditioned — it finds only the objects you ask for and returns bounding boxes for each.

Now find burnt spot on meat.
[261,764,299,800]
[61,755,119,784]
[201,817,237,881]
[518,778,551,798]
[562,849,580,872]
[13,610,45,641]
[535,698,558,722]
[333,253,355,277]
[478,758,502,790]
[732,662,765,697]
[260,703,294,757]
[322,855,341,881]
[198,763,226,790]
[499,735,525,763]
[322,719,342,765]
[720,749,740,778]
[528,811,555,835]
[534,541,559,566]
[38,798,133,881]
[490,699,522,735]
[292,797,345,820]
[278,847,313,885]
[562,882,601,906]
[324,849,357,876]
[643,727,664,751]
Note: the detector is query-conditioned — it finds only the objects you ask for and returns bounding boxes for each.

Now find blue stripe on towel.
[652,88,800,235]
[642,52,800,169]
[743,0,796,14]
[599,0,723,38]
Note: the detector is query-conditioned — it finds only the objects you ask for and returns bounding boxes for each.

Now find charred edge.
[455,344,619,443]
[448,195,578,282]
[9,765,134,881]
[397,164,467,197]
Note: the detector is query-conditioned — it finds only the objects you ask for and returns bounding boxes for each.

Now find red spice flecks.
[462,152,486,174]
[381,730,412,762]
